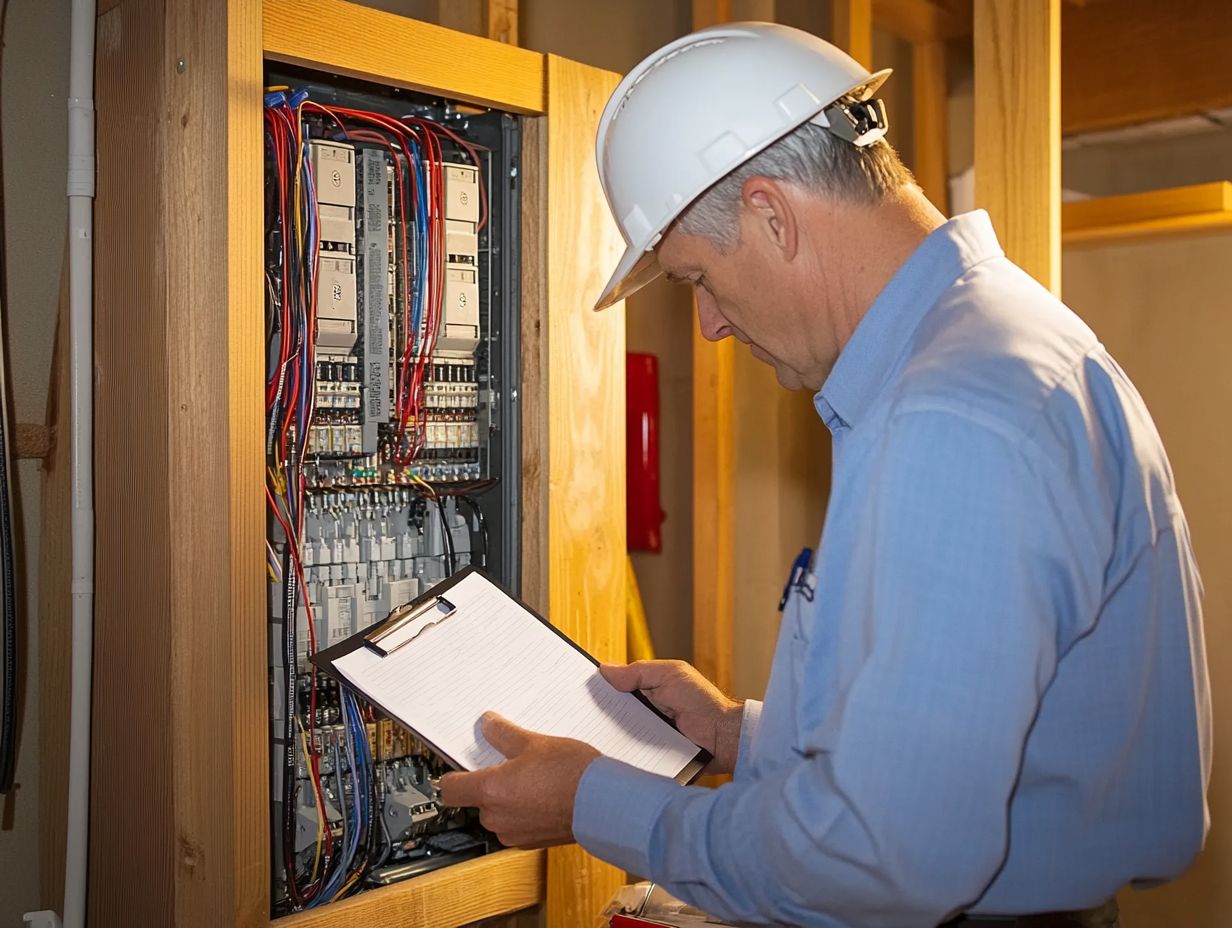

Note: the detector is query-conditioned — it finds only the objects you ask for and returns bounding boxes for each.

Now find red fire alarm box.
[626,352,665,552]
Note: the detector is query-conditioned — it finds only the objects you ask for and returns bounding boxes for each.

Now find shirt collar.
[815,209,1005,432]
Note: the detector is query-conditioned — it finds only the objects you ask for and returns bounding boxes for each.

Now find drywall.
[0,0,70,922]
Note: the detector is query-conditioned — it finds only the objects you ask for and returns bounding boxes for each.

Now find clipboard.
[311,566,711,785]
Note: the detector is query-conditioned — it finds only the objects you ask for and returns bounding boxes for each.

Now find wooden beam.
[92,1,178,921]
[486,0,518,44]
[974,0,1061,294]
[542,53,628,928]
[690,0,736,700]
[263,0,546,115]
[1063,0,1232,135]
[1063,182,1232,248]
[692,332,735,696]
[832,0,873,68]
[273,850,545,928]
[691,0,731,30]
[225,0,268,922]
[912,39,949,213]
[873,0,970,43]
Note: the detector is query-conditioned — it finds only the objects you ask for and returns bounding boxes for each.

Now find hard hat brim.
[593,245,661,311]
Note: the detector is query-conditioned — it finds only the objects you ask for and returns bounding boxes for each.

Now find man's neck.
[818,186,947,358]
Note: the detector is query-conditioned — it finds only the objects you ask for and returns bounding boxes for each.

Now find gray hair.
[675,121,914,249]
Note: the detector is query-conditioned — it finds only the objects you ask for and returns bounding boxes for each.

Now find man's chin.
[772,364,807,391]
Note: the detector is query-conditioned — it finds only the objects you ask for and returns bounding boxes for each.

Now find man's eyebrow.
[663,269,698,284]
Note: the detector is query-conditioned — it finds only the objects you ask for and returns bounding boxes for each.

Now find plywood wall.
[1064,233,1232,927]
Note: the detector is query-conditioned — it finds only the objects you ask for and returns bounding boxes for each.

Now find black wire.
[281,544,303,908]
[0,0,20,796]
[457,495,488,569]
[0,389,15,795]
[435,496,455,575]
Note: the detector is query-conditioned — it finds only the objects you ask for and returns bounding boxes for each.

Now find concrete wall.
[0,0,69,922]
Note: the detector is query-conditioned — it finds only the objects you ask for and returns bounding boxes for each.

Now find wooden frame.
[70,1,625,926]
[690,0,736,699]
[974,0,1061,294]
[1062,182,1232,248]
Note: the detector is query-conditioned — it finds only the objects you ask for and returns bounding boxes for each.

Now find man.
[440,23,1211,928]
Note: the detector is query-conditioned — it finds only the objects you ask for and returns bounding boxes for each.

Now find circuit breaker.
[263,72,521,915]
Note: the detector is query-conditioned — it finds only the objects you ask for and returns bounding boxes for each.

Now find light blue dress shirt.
[572,211,1212,927]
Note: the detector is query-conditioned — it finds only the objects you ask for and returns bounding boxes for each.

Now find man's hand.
[601,660,745,775]
[438,713,600,848]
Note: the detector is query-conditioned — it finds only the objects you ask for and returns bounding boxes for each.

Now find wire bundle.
[262,87,492,911]
[299,100,489,467]
[264,87,335,908]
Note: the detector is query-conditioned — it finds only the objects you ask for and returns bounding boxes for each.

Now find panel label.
[360,149,390,453]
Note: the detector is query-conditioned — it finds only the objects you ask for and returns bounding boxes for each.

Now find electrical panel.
[263,72,521,914]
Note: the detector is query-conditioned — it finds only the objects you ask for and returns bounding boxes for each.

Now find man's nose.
[695,288,731,342]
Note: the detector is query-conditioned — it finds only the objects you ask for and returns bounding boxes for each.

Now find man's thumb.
[599,661,641,692]
[481,712,532,758]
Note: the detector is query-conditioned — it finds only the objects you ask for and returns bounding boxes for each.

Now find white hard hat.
[593,22,891,310]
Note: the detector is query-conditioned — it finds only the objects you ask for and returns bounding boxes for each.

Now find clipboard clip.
[363,595,457,657]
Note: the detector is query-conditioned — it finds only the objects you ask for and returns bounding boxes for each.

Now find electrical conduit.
[25,2,97,927]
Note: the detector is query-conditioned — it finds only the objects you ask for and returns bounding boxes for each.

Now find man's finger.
[438,770,486,808]
[600,660,673,692]
[481,712,533,759]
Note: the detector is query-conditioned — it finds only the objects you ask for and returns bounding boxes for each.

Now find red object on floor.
[626,352,665,552]
[610,915,674,928]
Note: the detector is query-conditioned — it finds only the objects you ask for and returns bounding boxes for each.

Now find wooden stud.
[974,0,1061,295]
[542,53,628,928]
[1063,182,1232,248]
[226,0,269,922]
[486,0,518,45]
[519,118,549,619]
[873,0,970,44]
[691,0,731,30]
[167,0,262,920]
[92,2,177,922]
[912,39,949,213]
[692,334,735,696]
[263,0,546,115]
[690,0,736,699]
[432,0,485,37]
[832,0,873,68]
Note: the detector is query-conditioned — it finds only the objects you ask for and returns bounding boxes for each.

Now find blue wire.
[308,690,368,907]
[298,141,318,444]
[408,140,428,356]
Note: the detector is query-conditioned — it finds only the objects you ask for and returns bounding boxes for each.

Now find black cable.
[0,367,15,796]
[281,544,303,908]
[457,495,488,569]
[0,0,20,796]
[435,496,455,575]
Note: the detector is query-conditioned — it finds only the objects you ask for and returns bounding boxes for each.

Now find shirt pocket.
[787,570,818,645]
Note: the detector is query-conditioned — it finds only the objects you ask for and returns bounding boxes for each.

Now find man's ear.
[741,176,799,262]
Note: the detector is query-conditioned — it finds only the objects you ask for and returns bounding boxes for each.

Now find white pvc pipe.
[22,5,95,927]
[63,0,96,926]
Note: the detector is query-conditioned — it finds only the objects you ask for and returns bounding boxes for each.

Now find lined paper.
[331,571,701,778]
